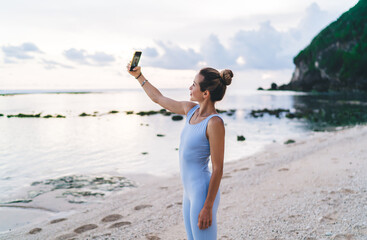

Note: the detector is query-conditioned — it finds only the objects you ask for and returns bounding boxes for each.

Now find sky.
[0,0,359,90]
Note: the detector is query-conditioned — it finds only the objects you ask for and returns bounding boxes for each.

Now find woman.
[127,63,233,240]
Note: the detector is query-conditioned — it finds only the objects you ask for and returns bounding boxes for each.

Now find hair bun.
[220,69,233,86]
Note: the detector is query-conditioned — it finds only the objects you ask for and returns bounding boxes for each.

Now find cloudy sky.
[0,0,359,90]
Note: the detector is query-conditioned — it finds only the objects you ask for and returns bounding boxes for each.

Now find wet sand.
[1,125,367,240]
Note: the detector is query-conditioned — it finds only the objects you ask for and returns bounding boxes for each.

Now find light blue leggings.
[182,189,220,240]
[179,105,222,239]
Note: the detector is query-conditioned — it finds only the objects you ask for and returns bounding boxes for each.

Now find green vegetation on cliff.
[293,0,367,91]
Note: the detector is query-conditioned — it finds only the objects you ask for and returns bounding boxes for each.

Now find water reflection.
[291,92,367,131]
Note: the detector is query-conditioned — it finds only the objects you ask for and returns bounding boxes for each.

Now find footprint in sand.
[159,186,168,190]
[233,167,250,173]
[101,214,123,222]
[109,221,131,228]
[278,168,289,172]
[55,233,77,240]
[166,204,173,208]
[146,234,161,240]
[29,228,42,234]
[333,234,355,240]
[222,175,232,179]
[74,224,98,234]
[339,188,355,194]
[319,211,338,223]
[50,218,67,224]
[134,204,153,210]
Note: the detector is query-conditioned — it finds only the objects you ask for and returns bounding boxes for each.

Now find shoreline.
[1,124,367,239]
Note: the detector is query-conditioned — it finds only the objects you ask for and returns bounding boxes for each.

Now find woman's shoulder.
[206,115,225,138]
[207,115,224,128]
[208,115,224,124]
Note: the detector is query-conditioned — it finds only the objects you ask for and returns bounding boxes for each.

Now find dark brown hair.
[199,67,233,102]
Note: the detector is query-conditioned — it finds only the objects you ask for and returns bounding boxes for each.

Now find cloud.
[200,34,236,69]
[88,52,115,64]
[63,48,88,64]
[230,21,292,69]
[143,47,158,58]
[298,2,331,37]
[2,42,41,62]
[142,2,334,70]
[143,41,202,69]
[41,59,74,70]
[63,48,115,66]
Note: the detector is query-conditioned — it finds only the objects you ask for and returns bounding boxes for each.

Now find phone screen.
[130,51,142,71]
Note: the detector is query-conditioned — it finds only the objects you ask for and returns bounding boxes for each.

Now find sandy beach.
[1,124,367,240]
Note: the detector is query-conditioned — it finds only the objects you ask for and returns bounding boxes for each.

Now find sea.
[1,87,367,232]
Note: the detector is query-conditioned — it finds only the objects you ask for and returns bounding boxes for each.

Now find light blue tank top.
[179,105,223,196]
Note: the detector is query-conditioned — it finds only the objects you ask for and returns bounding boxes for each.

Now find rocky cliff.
[279,0,367,92]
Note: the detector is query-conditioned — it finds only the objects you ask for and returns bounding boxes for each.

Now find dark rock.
[7,113,41,118]
[79,112,92,117]
[43,115,53,118]
[257,87,264,90]
[237,135,246,141]
[171,115,183,121]
[28,175,135,200]
[125,111,134,115]
[156,134,165,137]
[136,111,159,116]
[216,109,227,114]
[0,113,4,117]
[142,152,148,155]
[6,199,32,204]
[285,112,304,119]
[109,110,119,114]
[250,108,290,118]
[284,139,296,144]
[162,112,172,116]
[270,83,278,90]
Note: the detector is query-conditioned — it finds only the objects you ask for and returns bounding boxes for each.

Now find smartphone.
[130,51,142,71]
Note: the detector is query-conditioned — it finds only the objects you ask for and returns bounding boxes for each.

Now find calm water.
[1,88,366,204]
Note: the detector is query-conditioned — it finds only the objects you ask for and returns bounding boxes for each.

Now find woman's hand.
[126,63,141,79]
[198,206,212,230]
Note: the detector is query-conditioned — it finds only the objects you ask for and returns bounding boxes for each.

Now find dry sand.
[1,125,367,240]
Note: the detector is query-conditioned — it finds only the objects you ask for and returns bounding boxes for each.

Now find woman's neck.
[197,100,216,117]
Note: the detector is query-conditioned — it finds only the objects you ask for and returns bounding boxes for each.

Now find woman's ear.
[203,90,210,99]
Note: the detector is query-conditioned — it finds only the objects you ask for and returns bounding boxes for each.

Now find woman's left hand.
[198,206,212,230]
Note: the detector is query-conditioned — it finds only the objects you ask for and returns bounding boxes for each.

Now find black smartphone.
[130,51,142,71]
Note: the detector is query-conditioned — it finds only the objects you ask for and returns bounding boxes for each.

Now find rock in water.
[237,135,246,141]
[171,115,183,121]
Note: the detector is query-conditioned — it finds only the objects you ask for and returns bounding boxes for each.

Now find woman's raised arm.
[126,65,196,115]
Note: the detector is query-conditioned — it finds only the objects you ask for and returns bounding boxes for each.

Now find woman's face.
[189,73,204,102]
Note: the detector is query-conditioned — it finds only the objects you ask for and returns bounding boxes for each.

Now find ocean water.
[1,88,366,205]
